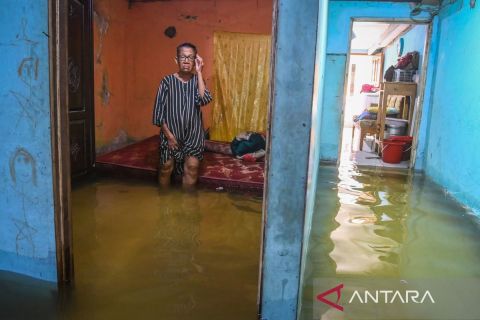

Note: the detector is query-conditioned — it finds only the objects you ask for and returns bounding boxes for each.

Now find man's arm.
[194,55,213,107]
[196,55,206,99]
[153,80,168,126]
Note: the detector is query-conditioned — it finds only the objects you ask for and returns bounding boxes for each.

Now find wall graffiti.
[9,147,37,186]
[1,1,58,281]
[17,57,39,85]
[12,217,38,258]
[9,147,39,257]
[8,18,46,132]
[10,90,43,129]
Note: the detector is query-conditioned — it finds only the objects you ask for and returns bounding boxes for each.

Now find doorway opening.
[62,0,274,318]
[340,21,430,169]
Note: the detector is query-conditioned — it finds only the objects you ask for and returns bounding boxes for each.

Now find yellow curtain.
[210,32,271,142]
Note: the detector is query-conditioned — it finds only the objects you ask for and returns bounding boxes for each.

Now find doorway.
[56,0,275,318]
[340,21,430,169]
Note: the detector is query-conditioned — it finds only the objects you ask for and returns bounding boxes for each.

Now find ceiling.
[351,22,412,54]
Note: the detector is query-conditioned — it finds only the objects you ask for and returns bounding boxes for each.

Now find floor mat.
[96,136,264,192]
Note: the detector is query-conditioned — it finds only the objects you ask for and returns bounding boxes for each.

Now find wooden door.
[68,0,94,178]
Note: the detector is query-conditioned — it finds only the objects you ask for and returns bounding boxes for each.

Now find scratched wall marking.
[9,147,39,257]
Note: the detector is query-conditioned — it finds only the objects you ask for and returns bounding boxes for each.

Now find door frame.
[338,18,433,169]
[49,0,74,284]
[49,3,322,320]
[48,0,280,291]
[50,0,95,285]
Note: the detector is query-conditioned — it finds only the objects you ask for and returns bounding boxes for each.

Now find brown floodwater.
[0,178,262,320]
[299,162,480,319]
[2,163,480,320]
[66,178,263,320]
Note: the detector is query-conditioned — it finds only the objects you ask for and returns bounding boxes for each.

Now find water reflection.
[300,163,480,319]
[153,191,202,316]
[324,165,409,277]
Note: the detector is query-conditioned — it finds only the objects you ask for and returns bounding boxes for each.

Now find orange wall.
[93,0,130,153]
[93,0,273,152]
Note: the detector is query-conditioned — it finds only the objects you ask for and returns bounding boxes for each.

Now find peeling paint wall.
[424,0,480,214]
[93,0,131,153]
[0,0,57,281]
[94,0,273,152]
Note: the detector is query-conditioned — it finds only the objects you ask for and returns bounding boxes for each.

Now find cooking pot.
[386,124,407,136]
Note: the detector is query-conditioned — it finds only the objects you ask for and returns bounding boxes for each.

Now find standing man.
[152,43,213,188]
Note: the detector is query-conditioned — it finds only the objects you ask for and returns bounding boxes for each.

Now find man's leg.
[183,156,200,188]
[158,158,174,188]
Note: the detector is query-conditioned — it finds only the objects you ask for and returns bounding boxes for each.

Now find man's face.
[177,47,196,73]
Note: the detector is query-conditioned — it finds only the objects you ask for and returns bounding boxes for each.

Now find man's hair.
[176,42,197,56]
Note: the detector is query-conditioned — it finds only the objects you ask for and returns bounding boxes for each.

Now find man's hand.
[161,123,178,150]
[195,55,204,73]
[167,134,179,150]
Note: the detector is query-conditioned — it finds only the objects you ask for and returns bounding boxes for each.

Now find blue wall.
[260,0,323,318]
[320,54,347,160]
[298,0,329,315]
[320,1,431,161]
[424,0,480,214]
[383,24,428,73]
[414,20,438,171]
[0,0,57,281]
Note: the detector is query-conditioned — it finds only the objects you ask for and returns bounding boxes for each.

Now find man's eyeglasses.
[178,55,196,62]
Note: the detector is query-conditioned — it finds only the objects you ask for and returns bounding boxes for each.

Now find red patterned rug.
[96,136,264,193]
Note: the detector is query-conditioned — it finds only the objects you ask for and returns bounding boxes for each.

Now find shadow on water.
[300,162,480,319]
[0,271,58,320]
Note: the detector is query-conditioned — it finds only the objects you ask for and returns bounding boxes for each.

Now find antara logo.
[316,284,344,311]
[316,284,435,311]
[348,290,436,304]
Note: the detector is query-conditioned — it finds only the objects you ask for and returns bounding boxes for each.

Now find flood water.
[0,178,262,320]
[1,163,480,320]
[299,162,480,319]
[67,178,262,320]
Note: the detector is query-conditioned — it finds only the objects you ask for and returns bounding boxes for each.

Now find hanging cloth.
[210,31,271,142]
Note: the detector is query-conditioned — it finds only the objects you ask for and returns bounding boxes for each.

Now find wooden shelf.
[375,82,417,154]
[375,82,417,153]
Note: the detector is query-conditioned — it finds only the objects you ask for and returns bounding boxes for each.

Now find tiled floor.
[344,126,410,169]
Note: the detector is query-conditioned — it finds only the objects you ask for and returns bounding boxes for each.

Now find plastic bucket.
[382,139,406,164]
[389,136,413,161]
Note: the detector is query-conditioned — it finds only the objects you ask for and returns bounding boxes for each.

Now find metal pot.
[386,124,407,136]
